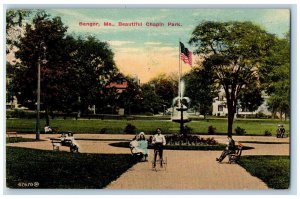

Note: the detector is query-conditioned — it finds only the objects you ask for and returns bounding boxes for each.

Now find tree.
[260,34,290,120]
[13,12,118,125]
[118,76,142,115]
[148,74,178,109]
[189,21,275,136]
[14,12,74,125]
[183,67,219,118]
[238,83,264,113]
[140,84,163,114]
[6,9,32,52]
[72,36,118,114]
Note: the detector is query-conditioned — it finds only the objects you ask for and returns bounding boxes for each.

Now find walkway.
[7,134,289,189]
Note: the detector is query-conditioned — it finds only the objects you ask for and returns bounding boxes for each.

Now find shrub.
[235,126,246,135]
[264,130,272,136]
[183,125,193,135]
[144,112,154,116]
[124,123,137,134]
[100,128,107,134]
[205,137,217,145]
[208,125,216,135]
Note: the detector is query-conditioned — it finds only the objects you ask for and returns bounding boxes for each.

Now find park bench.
[50,136,79,153]
[6,132,22,143]
[50,138,63,151]
[228,143,243,164]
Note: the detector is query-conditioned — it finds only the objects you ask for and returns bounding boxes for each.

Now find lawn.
[6,147,138,189]
[238,155,290,189]
[6,118,289,136]
[6,137,43,144]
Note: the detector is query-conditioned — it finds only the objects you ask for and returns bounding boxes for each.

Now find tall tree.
[183,67,219,118]
[72,36,118,114]
[14,12,73,125]
[140,83,163,114]
[13,12,118,125]
[260,33,290,120]
[189,21,275,136]
[148,74,178,108]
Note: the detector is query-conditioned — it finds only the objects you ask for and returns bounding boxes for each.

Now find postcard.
[5,7,291,191]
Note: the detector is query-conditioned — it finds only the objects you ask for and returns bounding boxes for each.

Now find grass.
[240,141,289,144]
[6,147,138,189]
[6,118,289,136]
[6,137,43,144]
[238,155,290,189]
[110,141,254,151]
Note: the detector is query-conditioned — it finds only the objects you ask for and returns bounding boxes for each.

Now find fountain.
[171,80,191,135]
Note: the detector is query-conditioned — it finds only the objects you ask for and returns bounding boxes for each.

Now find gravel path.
[6,134,289,189]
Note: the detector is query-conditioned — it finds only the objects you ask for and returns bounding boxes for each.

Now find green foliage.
[235,126,246,135]
[264,130,272,136]
[261,34,290,120]
[140,74,177,114]
[148,74,178,108]
[6,9,32,52]
[238,84,264,112]
[11,12,118,124]
[6,10,31,31]
[238,156,290,189]
[6,118,290,135]
[124,123,137,134]
[183,67,218,116]
[139,84,163,114]
[6,147,137,188]
[110,141,254,151]
[189,21,276,136]
[208,125,216,135]
[99,128,107,134]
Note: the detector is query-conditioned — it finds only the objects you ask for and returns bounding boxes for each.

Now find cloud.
[107,40,135,46]
[144,42,162,45]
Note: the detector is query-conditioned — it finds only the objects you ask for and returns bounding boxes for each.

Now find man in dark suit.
[216,136,236,163]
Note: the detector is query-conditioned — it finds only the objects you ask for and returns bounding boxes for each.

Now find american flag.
[180,42,192,66]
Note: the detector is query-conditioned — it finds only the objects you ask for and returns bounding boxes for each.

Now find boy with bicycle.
[152,128,166,168]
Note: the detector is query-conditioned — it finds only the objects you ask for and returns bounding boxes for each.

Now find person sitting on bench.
[44,125,53,134]
[129,135,144,158]
[138,132,148,161]
[60,132,79,152]
[216,136,236,163]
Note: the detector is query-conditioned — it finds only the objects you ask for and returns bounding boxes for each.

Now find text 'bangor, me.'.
[79,21,182,27]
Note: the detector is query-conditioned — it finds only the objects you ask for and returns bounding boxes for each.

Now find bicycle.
[151,146,167,171]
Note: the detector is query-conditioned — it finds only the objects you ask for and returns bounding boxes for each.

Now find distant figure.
[277,124,286,138]
[44,125,53,134]
[216,136,236,163]
[152,128,166,167]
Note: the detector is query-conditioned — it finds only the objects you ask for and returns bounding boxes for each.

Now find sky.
[27,8,290,83]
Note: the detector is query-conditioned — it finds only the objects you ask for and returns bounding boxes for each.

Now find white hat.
[139,132,145,135]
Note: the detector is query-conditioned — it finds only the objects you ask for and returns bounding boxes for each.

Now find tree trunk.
[227,109,234,137]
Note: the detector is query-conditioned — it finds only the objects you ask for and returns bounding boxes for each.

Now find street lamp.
[36,42,47,140]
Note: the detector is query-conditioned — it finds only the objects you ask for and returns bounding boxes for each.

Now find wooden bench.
[50,138,62,151]
[228,143,243,164]
[6,132,22,143]
[50,137,78,152]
